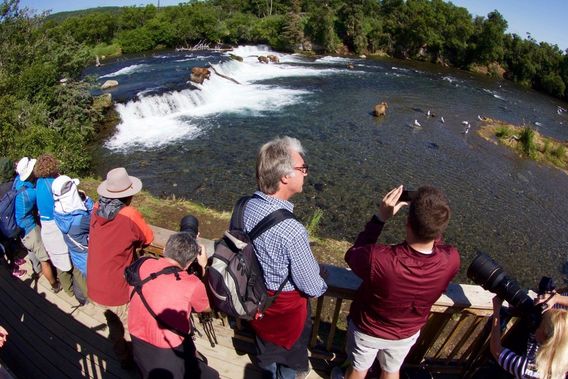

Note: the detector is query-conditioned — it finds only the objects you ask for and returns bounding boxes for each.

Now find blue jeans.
[259,362,296,379]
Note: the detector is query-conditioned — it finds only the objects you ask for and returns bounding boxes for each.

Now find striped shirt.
[498,292,568,379]
[243,191,327,297]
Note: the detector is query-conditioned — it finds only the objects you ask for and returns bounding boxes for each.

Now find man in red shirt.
[344,185,460,379]
[128,232,218,379]
[87,167,154,367]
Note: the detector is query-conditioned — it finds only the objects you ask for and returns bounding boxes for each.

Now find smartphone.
[399,190,417,203]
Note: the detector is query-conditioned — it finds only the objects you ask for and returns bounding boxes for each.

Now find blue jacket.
[36,177,55,221]
[14,176,38,236]
[53,198,93,276]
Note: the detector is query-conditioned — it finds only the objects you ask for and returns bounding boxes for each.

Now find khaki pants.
[92,302,131,363]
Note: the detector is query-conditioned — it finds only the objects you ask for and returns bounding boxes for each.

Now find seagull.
[463,124,471,134]
[427,110,431,117]
[414,119,421,127]
[440,116,445,124]
[477,115,484,121]
[534,121,543,127]
[461,120,470,126]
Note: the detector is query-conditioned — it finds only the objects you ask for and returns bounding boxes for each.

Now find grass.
[91,43,122,60]
[519,126,537,159]
[477,118,568,173]
[306,208,324,240]
[79,177,350,265]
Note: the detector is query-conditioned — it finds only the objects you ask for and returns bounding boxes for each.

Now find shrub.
[519,127,537,158]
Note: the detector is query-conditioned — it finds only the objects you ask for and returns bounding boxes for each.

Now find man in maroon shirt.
[344,185,460,379]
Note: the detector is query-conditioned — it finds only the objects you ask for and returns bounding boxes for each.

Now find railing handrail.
[148,225,496,311]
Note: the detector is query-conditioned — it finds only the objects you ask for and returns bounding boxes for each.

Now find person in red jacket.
[87,167,154,368]
[343,185,460,379]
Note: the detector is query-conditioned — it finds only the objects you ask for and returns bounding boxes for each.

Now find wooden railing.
[145,225,517,377]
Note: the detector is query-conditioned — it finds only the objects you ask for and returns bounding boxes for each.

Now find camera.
[467,251,555,331]
[399,190,417,203]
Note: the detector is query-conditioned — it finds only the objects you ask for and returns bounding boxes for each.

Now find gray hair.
[163,232,200,267]
[256,136,304,194]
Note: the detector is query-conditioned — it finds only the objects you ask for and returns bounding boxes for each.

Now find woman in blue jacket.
[52,175,93,305]
[34,154,73,296]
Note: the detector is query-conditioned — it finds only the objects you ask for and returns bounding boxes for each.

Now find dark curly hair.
[33,153,60,178]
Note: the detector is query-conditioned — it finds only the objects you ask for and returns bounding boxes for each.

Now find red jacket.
[345,216,460,340]
[87,202,153,306]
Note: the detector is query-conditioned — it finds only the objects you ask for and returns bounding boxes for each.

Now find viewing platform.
[0,225,519,378]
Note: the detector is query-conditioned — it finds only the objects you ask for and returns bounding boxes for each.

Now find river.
[85,45,568,287]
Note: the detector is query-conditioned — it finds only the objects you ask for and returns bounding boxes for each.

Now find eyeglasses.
[294,164,309,175]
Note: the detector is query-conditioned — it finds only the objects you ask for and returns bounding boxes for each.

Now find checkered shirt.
[243,191,327,297]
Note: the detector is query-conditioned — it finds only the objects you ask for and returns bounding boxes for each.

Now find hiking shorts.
[21,225,49,262]
[346,320,420,373]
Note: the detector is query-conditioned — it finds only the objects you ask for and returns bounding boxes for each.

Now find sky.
[18,0,568,51]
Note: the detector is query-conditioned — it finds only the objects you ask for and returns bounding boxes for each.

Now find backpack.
[0,182,24,239]
[206,195,296,320]
[125,256,188,337]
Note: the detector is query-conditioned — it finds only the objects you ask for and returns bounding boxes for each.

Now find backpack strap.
[248,207,297,306]
[128,258,190,338]
[229,195,251,231]
[248,208,296,241]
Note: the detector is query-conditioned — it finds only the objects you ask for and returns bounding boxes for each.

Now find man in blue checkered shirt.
[244,136,327,379]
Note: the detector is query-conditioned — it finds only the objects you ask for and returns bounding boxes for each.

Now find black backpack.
[206,196,296,320]
[125,256,189,337]
[0,181,24,239]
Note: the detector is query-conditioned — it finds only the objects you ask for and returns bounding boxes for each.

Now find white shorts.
[346,320,420,373]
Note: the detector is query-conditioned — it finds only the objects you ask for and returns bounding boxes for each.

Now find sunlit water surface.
[85,45,568,287]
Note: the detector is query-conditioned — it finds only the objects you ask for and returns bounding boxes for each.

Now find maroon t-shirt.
[345,216,460,340]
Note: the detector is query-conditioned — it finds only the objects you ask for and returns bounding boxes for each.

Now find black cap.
[179,215,199,238]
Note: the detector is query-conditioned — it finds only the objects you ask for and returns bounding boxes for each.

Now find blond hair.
[536,309,568,379]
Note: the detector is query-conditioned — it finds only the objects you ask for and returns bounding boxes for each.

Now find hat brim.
[19,159,37,181]
[97,176,142,198]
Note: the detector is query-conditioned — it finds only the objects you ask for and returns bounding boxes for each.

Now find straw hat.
[16,157,37,181]
[97,167,142,198]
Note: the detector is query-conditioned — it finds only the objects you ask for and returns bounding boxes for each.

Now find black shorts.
[131,335,219,379]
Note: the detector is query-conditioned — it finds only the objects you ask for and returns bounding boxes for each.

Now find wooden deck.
[0,261,325,379]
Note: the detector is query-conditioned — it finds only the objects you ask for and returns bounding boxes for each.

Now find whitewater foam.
[99,64,150,79]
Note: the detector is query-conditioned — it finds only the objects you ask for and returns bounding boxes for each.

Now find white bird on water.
[477,115,484,121]
[461,120,469,126]
[414,119,422,127]
[463,124,471,134]
[440,116,445,124]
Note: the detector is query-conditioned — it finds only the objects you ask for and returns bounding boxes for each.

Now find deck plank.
[1,261,326,379]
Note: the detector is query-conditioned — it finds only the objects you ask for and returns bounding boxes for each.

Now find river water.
[86,45,568,287]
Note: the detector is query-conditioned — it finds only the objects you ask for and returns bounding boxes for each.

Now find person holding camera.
[491,292,568,379]
[342,185,460,379]
[128,232,219,379]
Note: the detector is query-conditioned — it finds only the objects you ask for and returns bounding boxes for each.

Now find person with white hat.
[14,157,60,292]
[52,175,94,305]
[87,167,154,367]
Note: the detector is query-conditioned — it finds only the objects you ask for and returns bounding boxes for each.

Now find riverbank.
[79,178,351,267]
[477,118,568,174]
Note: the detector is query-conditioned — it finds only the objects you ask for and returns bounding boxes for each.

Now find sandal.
[11,268,27,278]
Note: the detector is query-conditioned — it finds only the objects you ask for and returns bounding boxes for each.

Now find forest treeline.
[44,0,568,101]
[1,0,567,174]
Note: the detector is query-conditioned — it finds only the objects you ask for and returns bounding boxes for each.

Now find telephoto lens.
[467,252,533,313]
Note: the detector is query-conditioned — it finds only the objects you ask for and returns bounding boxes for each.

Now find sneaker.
[50,281,62,294]
[11,268,27,278]
[14,258,26,266]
